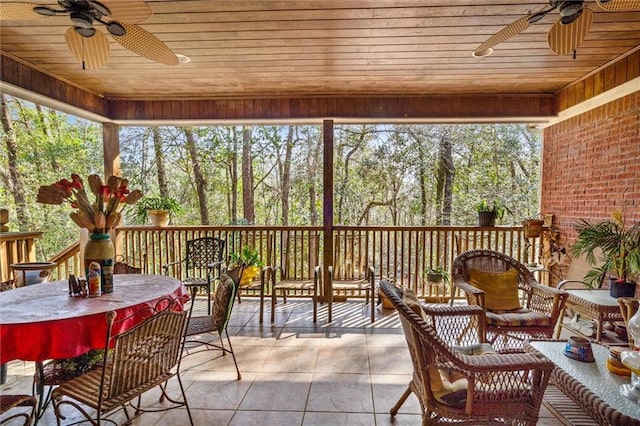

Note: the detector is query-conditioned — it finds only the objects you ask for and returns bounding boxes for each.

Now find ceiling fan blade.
[0,2,47,20]
[596,0,640,11]
[473,16,533,57]
[548,8,593,56]
[100,0,152,24]
[64,27,110,69]
[111,22,178,65]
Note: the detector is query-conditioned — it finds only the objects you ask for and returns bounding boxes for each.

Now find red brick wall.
[541,91,640,246]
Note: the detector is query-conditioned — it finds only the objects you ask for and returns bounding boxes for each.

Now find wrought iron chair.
[164,236,225,315]
[453,249,568,351]
[51,295,194,425]
[379,280,554,425]
[113,253,146,274]
[0,394,36,425]
[267,232,321,323]
[184,263,245,380]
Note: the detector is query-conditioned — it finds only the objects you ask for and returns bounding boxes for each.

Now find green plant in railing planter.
[475,199,512,227]
[135,196,183,226]
[229,246,264,286]
[425,266,450,285]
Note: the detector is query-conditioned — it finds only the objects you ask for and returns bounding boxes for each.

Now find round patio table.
[0,274,188,364]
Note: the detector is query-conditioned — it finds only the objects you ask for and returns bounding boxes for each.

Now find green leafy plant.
[572,211,640,287]
[475,199,512,220]
[425,266,450,285]
[134,196,183,223]
[229,246,264,268]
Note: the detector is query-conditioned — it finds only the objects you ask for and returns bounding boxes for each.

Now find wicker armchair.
[0,394,36,425]
[453,250,568,351]
[380,281,553,426]
[163,237,226,315]
[184,264,244,380]
[51,295,194,425]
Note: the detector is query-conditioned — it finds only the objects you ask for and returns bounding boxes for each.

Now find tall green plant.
[572,211,640,286]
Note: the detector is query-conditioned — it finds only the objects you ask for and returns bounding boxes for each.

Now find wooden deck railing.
[1,225,545,300]
[0,231,43,282]
[114,225,543,300]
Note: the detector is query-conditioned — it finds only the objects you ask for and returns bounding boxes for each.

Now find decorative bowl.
[564,336,595,363]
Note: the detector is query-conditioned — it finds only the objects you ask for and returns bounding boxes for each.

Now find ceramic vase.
[84,233,115,294]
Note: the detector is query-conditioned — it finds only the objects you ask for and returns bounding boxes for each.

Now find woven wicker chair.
[453,250,568,351]
[0,394,36,425]
[380,280,554,426]
[51,295,194,425]
[163,237,226,315]
[184,264,244,380]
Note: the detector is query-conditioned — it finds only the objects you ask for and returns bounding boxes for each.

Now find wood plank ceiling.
[1,0,639,115]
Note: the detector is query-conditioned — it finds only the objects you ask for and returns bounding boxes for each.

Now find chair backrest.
[101,296,190,402]
[113,254,144,275]
[0,279,15,292]
[333,231,369,280]
[211,264,244,332]
[185,237,226,274]
[453,249,534,290]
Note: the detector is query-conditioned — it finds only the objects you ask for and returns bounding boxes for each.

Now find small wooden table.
[525,340,639,425]
[555,289,624,343]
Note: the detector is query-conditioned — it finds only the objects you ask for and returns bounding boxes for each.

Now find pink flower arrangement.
[37,174,143,235]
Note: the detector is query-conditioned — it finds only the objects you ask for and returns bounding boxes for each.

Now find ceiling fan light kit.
[473,0,640,58]
[0,0,178,68]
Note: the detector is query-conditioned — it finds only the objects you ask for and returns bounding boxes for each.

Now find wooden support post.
[322,120,334,318]
[103,122,120,178]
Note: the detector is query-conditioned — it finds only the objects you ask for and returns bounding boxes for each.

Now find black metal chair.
[0,394,36,426]
[164,237,226,315]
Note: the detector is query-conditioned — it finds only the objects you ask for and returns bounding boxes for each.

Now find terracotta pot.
[523,219,545,238]
[148,210,170,227]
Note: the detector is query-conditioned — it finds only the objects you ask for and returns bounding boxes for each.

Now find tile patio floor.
[2,297,570,425]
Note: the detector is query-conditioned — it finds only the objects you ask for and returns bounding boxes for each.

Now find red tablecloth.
[0,274,188,363]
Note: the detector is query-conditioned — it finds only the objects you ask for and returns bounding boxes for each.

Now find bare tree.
[152,127,169,197]
[435,127,455,225]
[0,94,31,230]
[183,127,209,224]
[241,127,255,223]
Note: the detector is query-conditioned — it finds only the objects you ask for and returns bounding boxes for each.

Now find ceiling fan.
[0,0,178,69]
[473,0,640,58]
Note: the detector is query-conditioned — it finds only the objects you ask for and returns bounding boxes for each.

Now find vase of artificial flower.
[84,233,115,293]
[37,174,143,294]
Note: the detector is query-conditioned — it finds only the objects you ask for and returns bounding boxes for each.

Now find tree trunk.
[307,129,322,226]
[435,127,455,225]
[241,127,255,223]
[184,127,209,224]
[0,94,31,231]
[229,128,238,224]
[152,127,169,197]
[281,126,294,225]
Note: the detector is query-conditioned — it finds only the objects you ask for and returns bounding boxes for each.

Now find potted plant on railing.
[475,199,511,227]
[572,211,640,298]
[135,196,183,227]
[425,266,451,301]
[229,246,264,287]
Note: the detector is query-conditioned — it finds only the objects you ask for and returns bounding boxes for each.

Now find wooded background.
[1,94,541,260]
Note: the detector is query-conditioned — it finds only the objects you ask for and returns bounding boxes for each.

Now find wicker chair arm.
[452,279,485,308]
[525,280,568,321]
[463,351,554,373]
[557,279,589,289]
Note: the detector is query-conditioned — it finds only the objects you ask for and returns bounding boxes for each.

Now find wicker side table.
[525,340,639,426]
[555,289,624,343]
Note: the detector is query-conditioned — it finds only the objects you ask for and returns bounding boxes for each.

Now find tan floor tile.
[239,372,312,411]
[306,373,373,412]
[230,410,304,425]
[315,344,369,374]
[260,346,319,373]
[303,411,376,425]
